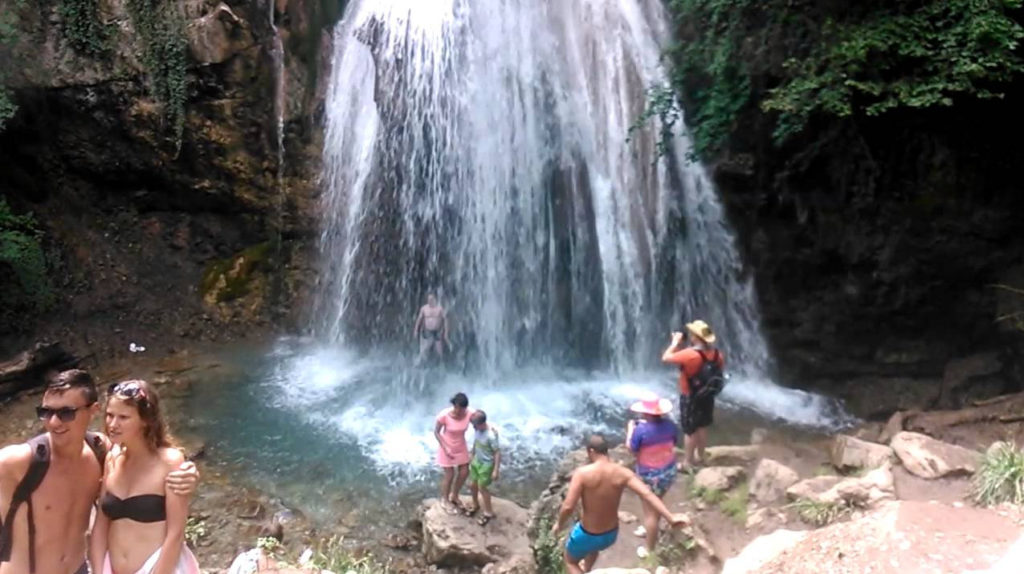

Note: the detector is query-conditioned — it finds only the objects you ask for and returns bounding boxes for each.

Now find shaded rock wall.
[689,23,1024,403]
[0,0,344,357]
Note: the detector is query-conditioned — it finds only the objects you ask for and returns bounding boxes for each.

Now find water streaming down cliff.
[316,0,767,375]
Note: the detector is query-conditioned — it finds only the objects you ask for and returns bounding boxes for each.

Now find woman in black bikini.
[89,380,200,574]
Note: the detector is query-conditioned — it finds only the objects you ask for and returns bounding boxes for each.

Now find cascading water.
[315,0,775,377]
[269,0,286,196]
[204,0,852,492]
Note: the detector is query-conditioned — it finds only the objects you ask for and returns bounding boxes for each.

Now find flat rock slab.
[420,497,534,572]
[694,466,746,492]
[740,501,1021,574]
[890,431,979,479]
[830,434,894,470]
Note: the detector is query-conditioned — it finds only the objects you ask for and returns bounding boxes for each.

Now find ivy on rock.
[641,0,1024,160]
[126,0,189,149]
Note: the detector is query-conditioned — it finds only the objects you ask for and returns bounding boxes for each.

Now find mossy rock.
[200,242,271,304]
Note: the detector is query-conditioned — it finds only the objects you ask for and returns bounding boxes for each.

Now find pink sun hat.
[629,391,673,416]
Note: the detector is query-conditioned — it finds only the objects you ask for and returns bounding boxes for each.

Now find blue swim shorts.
[565,522,619,561]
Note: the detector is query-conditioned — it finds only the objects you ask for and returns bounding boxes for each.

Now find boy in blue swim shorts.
[550,435,689,573]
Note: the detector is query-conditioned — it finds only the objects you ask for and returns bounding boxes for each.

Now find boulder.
[750,459,799,504]
[694,466,746,492]
[786,476,844,502]
[722,529,808,574]
[745,506,787,530]
[185,3,254,65]
[420,497,534,572]
[890,432,979,479]
[704,445,762,466]
[940,352,1003,408]
[830,435,895,470]
[787,464,895,508]
[738,501,1022,573]
[877,410,907,444]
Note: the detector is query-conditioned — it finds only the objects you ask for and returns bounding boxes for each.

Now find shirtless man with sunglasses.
[0,370,198,574]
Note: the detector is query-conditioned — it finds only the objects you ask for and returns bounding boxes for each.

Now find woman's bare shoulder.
[158,446,185,469]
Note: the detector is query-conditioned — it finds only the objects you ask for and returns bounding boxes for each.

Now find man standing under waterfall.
[662,320,725,469]
[413,293,449,366]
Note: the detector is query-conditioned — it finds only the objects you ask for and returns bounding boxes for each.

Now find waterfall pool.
[168,337,852,526]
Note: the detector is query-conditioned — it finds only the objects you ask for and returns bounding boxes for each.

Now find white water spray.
[298,0,852,477]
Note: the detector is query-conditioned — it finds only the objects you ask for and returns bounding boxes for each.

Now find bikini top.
[100,491,166,523]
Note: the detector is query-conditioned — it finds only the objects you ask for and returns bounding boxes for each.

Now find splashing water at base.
[181,338,853,522]
[178,0,856,523]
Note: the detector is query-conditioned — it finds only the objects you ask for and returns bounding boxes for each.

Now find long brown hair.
[107,379,175,451]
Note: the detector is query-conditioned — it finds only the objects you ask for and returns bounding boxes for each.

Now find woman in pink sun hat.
[625,391,679,559]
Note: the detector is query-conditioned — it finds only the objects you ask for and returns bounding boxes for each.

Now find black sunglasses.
[36,405,88,422]
[108,381,147,401]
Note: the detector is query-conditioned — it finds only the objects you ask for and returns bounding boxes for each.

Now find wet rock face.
[0,0,342,355]
[703,42,1024,389]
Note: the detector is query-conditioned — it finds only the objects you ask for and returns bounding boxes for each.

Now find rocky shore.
[2,345,1023,573]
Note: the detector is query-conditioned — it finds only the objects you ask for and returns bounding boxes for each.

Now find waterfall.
[315,0,774,379]
[269,0,286,192]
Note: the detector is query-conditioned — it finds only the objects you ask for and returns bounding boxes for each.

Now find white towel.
[103,545,200,574]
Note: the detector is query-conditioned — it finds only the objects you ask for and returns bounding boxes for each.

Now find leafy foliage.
[763,0,1024,142]
[0,197,53,313]
[0,0,26,131]
[184,516,208,547]
[720,480,749,522]
[308,535,392,574]
[58,0,110,57]
[126,0,188,148]
[971,441,1024,506]
[534,516,567,574]
[647,0,1024,159]
[787,498,850,527]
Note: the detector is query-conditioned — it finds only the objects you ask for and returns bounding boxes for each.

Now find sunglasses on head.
[36,405,87,422]
[108,381,147,401]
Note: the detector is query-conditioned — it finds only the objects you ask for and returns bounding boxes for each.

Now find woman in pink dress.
[434,392,472,514]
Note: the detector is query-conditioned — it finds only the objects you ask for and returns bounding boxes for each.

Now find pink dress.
[436,407,472,467]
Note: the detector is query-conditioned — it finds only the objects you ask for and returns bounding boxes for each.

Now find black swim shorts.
[679,392,714,435]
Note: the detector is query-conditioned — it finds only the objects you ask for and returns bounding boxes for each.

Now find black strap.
[0,433,103,573]
[694,348,720,365]
[85,432,107,469]
[0,435,50,572]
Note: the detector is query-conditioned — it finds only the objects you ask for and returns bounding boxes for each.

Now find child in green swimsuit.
[466,410,501,526]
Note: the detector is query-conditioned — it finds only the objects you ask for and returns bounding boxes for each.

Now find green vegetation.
[0,0,26,131]
[0,197,53,314]
[184,516,208,547]
[993,284,1024,331]
[691,484,725,505]
[534,516,567,574]
[971,442,1024,506]
[125,0,188,148]
[640,528,698,570]
[58,0,110,57]
[787,498,850,527]
[642,0,1024,159]
[690,480,747,523]
[762,0,1024,143]
[201,242,272,303]
[720,481,748,523]
[308,535,392,574]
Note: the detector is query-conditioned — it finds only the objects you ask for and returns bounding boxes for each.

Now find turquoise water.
[175,338,848,525]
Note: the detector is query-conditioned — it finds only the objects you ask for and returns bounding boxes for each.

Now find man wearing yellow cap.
[661,320,725,469]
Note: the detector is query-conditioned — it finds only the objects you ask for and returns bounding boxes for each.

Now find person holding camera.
[626,392,679,558]
[661,320,726,469]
